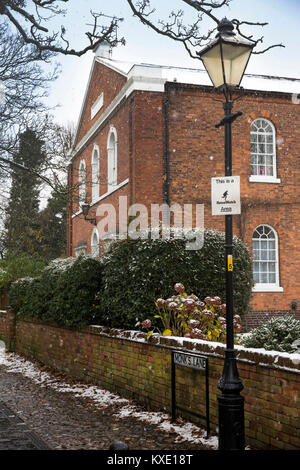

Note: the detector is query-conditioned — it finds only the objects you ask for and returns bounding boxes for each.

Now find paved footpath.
[0,401,49,450]
[0,347,215,451]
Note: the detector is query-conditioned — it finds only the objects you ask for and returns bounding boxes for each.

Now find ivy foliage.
[9,256,102,328]
[98,229,253,329]
[242,315,300,353]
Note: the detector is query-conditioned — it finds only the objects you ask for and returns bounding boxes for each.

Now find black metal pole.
[217,100,245,450]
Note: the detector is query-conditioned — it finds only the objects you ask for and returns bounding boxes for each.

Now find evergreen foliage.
[4,129,44,254]
[37,189,67,260]
[9,256,103,328]
[0,252,46,289]
[242,315,300,353]
[98,230,253,329]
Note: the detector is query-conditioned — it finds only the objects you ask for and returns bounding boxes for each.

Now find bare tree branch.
[0,0,125,56]
[126,0,284,59]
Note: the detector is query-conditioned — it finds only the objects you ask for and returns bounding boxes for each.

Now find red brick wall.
[69,96,132,251]
[166,84,300,313]
[69,64,300,317]
[0,313,299,450]
[74,60,127,146]
[131,91,165,207]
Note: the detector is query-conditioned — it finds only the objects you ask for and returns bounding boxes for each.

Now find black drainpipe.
[163,83,171,206]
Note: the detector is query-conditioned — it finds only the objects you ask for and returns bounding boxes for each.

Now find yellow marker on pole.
[227,255,233,272]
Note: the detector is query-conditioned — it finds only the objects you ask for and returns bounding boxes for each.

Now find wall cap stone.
[86,325,300,373]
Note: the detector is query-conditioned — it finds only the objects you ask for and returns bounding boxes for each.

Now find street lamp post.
[199,18,254,450]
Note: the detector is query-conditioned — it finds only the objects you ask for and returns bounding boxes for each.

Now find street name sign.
[211,176,241,215]
[173,351,207,371]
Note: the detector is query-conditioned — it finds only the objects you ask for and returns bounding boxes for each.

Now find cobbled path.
[0,350,214,451]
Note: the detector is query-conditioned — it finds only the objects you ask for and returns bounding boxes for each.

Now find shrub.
[137,283,242,342]
[0,253,46,289]
[98,229,253,329]
[242,315,300,353]
[9,255,103,327]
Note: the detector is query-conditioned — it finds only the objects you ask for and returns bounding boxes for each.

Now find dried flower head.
[190,328,205,339]
[142,319,152,329]
[174,283,185,293]
[188,319,200,329]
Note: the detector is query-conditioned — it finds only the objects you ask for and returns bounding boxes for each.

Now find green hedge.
[8,231,253,330]
[0,253,46,289]
[9,256,103,327]
[98,229,253,329]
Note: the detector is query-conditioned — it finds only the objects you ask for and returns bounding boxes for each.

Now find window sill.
[72,179,129,218]
[91,178,129,206]
[252,285,283,293]
[249,175,281,184]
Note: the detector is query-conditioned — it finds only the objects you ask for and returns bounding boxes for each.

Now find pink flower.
[190,328,205,339]
[156,298,165,307]
[167,302,177,310]
[212,296,221,305]
[234,314,241,323]
[174,283,185,293]
[142,319,152,329]
[188,319,200,329]
[234,324,242,333]
[203,309,214,319]
[185,299,195,310]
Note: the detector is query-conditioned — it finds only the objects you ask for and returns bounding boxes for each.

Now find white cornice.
[71,75,166,160]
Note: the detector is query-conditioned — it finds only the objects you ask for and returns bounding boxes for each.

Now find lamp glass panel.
[202,41,252,88]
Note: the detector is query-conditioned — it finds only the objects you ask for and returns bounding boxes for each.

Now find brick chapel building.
[67,46,300,329]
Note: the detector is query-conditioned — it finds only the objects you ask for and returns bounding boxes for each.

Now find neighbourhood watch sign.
[211,176,241,215]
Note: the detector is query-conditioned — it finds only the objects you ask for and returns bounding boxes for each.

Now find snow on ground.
[0,345,218,449]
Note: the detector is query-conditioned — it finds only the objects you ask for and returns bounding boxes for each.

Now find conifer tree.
[4,128,44,254]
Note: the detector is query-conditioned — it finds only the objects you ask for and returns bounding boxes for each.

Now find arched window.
[252,225,281,290]
[91,145,100,202]
[78,160,86,205]
[107,126,117,191]
[91,227,100,257]
[250,119,278,181]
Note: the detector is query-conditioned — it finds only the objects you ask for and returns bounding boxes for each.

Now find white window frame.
[78,159,86,206]
[91,227,100,257]
[252,224,283,293]
[107,126,118,191]
[91,92,104,120]
[249,118,281,184]
[91,144,100,203]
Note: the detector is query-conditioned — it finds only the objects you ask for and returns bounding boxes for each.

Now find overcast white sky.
[42,0,300,126]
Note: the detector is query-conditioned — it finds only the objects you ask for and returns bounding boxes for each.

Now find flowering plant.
[137,283,242,342]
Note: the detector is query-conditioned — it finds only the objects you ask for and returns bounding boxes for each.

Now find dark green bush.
[9,255,103,327]
[98,229,253,329]
[242,315,300,353]
[0,253,46,289]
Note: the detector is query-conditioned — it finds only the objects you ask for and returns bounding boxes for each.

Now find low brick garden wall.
[0,310,299,450]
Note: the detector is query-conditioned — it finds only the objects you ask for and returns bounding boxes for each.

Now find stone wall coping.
[86,325,300,373]
[2,312,299,373]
